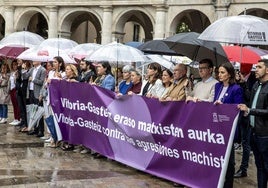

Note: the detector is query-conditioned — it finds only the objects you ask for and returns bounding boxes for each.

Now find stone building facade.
[0,0,267,44]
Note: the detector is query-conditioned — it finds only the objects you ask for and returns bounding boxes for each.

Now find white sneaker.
[0,118,7,124]
[40,136,49,140]
[45,137,52,143]
[80,149,90,154]
[9,120,16,125]
[9,120,20,126]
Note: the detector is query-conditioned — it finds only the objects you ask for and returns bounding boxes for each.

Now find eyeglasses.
[198,67,209,70]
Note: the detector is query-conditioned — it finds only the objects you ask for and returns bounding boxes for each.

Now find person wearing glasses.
[160,63,189,101]
[186,59,218,102]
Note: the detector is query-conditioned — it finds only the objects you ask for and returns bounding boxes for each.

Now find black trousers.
[16,89,27,127]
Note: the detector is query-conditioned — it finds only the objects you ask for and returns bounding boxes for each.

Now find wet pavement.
[0,106,257,187]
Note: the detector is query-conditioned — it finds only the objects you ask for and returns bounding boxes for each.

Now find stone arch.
[15,7,48,34]
[59,8,102,43]
[238,8,268,19]
[169,9,210,35]
[113,8,154,42]
[0,14,5,39]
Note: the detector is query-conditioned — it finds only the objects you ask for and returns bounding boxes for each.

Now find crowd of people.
[0,56,267,188]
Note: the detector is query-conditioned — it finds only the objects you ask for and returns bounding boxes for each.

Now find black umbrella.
[138,40,179,56]
[163,32,229,66]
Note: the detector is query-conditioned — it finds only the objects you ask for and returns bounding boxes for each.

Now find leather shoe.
[234,170,247,178]
[27,130,37,135]
[36,132,44,137]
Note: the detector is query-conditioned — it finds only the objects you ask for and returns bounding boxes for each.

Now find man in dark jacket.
[238,59,268,188]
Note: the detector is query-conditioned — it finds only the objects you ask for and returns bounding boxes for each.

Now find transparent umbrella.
[85,42,149,66]
[68,43,102,60]
[37,38,78,53]
[198,15,268,45]
[17,46,76,64]
[0,31,44,48]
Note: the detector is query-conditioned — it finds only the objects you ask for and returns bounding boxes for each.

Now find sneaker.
[73,145,83,153]
[234,143,241,150]
[0,118,7,124]
[73,147,83,153]
[44,137,52,143]
[80,149,90,154]
[9,120,16,125]
[9,120,20,126]
[40,136,50,140]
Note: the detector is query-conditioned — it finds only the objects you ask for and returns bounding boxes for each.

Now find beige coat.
[0,73,10,104]
[162,77,188,101]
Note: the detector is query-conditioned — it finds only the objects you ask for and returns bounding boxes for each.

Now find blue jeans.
[251,134,268,188]
[0,104,8,118]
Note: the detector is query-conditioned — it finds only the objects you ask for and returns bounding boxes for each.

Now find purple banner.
[50,80,239,188]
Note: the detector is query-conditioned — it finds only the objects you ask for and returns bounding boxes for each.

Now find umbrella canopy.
[68,43,102,60]
[163,32,228,66]
[146,54,175,70]
[0,31,44,48]
[37,38,78,53]
[125,41,143,48]
[244,46,268,57]
[138,40,178,56]
[17,47,76,64]
[223,45,261,64]
[86,42,149,66]
[0,45,28,58]
[198,15,268,45]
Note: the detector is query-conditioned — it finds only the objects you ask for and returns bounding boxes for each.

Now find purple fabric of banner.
[49,80,239,188]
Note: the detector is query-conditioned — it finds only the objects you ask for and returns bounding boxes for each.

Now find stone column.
[4,6,14,36]
[47,6,58,38]
[213,0,231,20]
[101,6,113,44]
[154,5,167,39]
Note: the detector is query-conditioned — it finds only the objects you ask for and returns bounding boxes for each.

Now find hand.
[127,91,133,95]
[29,76,32,81]
[56,72,62,78]
[39,96,43,102]
[214,100,223,105]
[237,104,248,112]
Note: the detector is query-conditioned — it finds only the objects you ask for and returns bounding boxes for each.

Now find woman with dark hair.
[213,62,243,188]
[160,68,173,98]
[214,62,242,104]
[93,61,115,91]
[140,62,165,98]
[47,56,66,84]
[9,60,21,125]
